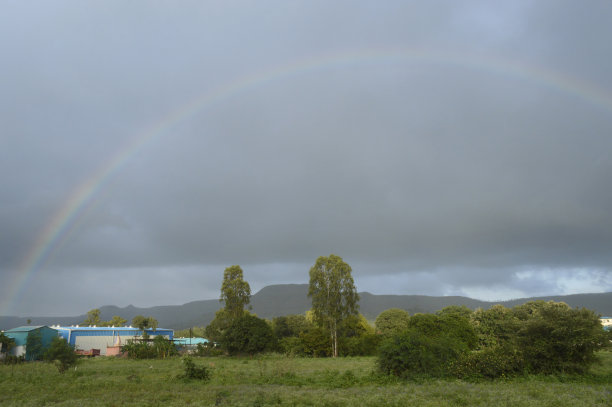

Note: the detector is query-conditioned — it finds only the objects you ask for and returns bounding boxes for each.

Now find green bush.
[452,345,525,379]
[44,337,78,373]
[221,314,275,356]
[279,337,306,356]
[122,336,176,359]
[300,327,331,357]
[178,356,211,381]
[377,329,468,378]
[340,334,380,356]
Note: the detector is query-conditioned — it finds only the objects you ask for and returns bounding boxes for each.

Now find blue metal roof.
[6,326,48,332]
[53,326,171,331]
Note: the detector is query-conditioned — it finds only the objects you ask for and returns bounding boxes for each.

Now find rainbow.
[4,47,612,316]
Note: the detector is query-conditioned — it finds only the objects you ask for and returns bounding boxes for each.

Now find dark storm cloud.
[2,1,612,315]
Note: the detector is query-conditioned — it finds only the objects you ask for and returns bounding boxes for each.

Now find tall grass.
[1,353,611,406]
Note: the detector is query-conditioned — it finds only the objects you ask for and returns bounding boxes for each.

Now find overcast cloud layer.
[2,1,612,316]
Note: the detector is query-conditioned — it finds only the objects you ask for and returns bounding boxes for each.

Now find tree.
[44,337,77,373]
[220,265,251,320]
[83,309,101,326]
[204,309,233,344]
[132,315,158,338]
[375,308,411,338]
[308,254,359,357]
[25,331,43,361]
[103,315,127,327]
[221,314,275,356]
[0,332,15,355]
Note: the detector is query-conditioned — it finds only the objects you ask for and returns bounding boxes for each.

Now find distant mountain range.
[2,284,611,331]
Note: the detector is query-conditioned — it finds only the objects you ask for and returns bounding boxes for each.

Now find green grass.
[1,352,611,406]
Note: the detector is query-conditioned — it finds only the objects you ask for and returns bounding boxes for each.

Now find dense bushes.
[122,336,177,359]
[378,301,608,379]
[377,311,475,378]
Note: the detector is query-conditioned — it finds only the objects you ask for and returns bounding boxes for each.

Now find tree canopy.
[375,308,411,338]
[308,254,359,357]
[220,265,251,320]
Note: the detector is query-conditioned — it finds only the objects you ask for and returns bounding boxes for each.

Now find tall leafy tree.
[132,315,158,339]
[83,309,101,326]
[220,265,251,320]
[308,254,359,357]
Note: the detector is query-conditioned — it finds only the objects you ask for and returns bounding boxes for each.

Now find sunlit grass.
[1,352,611,406]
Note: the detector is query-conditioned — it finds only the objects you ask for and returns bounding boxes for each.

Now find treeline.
[193,256,610,379]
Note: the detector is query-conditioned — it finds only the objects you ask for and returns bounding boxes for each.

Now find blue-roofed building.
[600,317,612,331]
[4,326,58,360]
[53,326,173,355]
[174,337,209,347]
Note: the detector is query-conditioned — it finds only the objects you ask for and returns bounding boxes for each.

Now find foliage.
[174,326,207,339]
[122,336,176,359]
[82,308,102,326]
[278,337,306,356]
[25,330,44,361]
[204,308,234,344]
[0,332,15,355]
[299,327,331,357]
[308,254,359,357]
[378,329,469,378]
[221,314,275,356]
[375,308,411,338]
[44,337,78,373]
[220,265,251,320]
[451,344,525,379]
[2,354,612,405]
[436,306,478,350]
[131,316,158,339]
[101,316,127,327]
[377,312,475,377]
[193,342,224,357]
[272,314,312,339]
[513,301,607,374]
[178,356,211,381]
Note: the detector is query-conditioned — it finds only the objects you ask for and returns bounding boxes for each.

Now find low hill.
[2,284,611,330]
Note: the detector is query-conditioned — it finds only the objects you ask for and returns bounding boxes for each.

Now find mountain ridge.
[2,284,611,330]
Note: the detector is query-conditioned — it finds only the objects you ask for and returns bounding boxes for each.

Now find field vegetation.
[1,352,611,406]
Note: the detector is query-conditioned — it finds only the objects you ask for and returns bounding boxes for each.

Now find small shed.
[4,326,58,360]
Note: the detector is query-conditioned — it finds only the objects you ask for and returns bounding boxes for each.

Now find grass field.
[1,352,611,406]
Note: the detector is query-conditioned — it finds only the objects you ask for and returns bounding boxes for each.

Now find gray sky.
[2,1,612,316]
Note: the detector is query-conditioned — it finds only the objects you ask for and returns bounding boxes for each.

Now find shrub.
[515,302,607,374]
[221,314,275,356]
[375,308,411,338]
[122,336,176,359]
[339,333,380,356]
[452,345,525,379]
[279,337,306,356]
[178,356,211,381]
[300,327,331,357]
[377,329,468,378]
[44,337,78,373]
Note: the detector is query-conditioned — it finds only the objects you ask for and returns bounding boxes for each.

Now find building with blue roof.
[600,317,612,331]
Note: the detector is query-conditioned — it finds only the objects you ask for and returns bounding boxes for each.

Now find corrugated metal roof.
[5,326,47,332]
[53,326,172,332]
